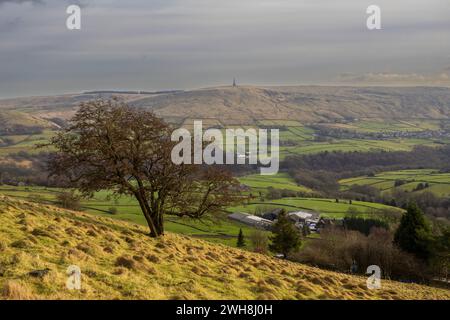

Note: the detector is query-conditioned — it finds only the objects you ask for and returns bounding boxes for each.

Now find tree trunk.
[133,192,161,237]
[156,213,164,235]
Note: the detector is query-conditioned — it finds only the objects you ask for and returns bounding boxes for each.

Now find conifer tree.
[270,210,301,258]
[237,228,246,247]
[394,203,433,261]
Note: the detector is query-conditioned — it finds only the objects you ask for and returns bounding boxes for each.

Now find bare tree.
[46,99,242,237]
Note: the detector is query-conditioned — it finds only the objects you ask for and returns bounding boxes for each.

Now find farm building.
[288,211,314,222]
[262,209,318,223]
[228,212,273,230]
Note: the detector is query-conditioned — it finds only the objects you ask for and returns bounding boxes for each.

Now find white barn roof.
[288,211,313,219]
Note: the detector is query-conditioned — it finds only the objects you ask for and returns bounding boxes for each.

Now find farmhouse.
[287,211,319,232]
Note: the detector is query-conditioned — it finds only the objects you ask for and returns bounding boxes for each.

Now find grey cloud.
[0,0,44,5]
[0,0,449,98]
[338,69,450,86]
[0,17,23,33]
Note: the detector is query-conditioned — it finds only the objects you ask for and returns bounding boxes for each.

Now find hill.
[2,86,450,158]
[0,196,448,300]
[2,86,450,125]
[132,86,450,124]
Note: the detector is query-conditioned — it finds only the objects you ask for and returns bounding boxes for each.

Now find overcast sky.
[0,0,449,98]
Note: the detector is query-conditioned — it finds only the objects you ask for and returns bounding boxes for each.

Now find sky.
[0,0,449,98]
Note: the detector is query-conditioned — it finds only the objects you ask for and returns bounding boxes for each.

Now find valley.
[1,86,449,300]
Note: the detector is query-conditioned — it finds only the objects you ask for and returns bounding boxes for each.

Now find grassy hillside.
[0,182,400,234]
[0,196,448,300]
[239,173,311,193]
[2,86,450,128]
[0,130,54,156]
[0,86,450,123]
[340,169,450,197]
[129,86,450,124]
[0,186,258,248]
[0,110,52,130]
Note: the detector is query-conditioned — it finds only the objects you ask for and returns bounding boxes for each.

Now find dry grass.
[2,280,35,300]
[0,196,449,300]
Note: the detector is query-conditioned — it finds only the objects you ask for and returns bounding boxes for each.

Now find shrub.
[108,207,118,215]
[249,230,269,254]
[280,189,297,198]
[293,226,426,281]
[56,191,81,211]
[266,187,282,200]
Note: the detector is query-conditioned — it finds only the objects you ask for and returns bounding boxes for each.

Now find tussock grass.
[2,280,35,300]
[0,196,448,300]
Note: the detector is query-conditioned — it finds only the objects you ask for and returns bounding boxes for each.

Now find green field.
[238,172,310,193]
[1,117,449,159]
[230,197,400,219]
[0,185,258,247]
[235,172,402,218]
[252,120,447,159]
[0,185,400,226]
[340,169,450,197]
[236,171,400,218]
[0,173,402,248]
[0,117,442,239]
[0,130,54,156]
[317,119,443,133]
[280,138,444,158]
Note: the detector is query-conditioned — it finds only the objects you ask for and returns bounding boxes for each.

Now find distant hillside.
[0,110,54,134]
[131,86,450,124]
[0,196,448,300]
[1,86,450,126]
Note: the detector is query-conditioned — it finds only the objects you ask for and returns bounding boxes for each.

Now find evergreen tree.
[237,228,246,247]
[394,203,433,261]
[302,224,310,237]
[269,210,301,258]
